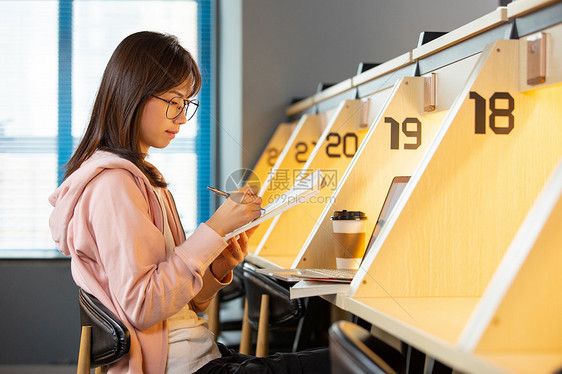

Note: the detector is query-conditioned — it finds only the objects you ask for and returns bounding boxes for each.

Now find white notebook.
[223,170,327,240]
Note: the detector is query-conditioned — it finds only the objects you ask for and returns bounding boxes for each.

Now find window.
[0,0,214,257]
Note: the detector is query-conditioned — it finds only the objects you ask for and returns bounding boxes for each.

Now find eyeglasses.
[151,95,199,121]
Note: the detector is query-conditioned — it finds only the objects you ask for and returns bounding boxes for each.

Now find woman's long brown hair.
[64,31,201,187]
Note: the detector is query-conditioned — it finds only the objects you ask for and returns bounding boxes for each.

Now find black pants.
[194,343,331,374]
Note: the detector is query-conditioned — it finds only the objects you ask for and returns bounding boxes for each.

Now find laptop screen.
[255,176,412,282]
[364,176,410,257]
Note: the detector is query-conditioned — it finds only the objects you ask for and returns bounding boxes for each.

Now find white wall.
[218,0,498,190]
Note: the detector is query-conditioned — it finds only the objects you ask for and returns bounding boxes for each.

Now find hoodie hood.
[49,151,155,255]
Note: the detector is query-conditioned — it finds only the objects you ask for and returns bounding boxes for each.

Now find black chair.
[329,320,406,374]
[240,262,307,356]
[77,289,130,374]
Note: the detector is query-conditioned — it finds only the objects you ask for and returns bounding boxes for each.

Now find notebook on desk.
[224,169,326,240]
[257,176,410,283]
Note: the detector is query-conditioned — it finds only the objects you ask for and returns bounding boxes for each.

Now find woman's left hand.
[210,226,259,280]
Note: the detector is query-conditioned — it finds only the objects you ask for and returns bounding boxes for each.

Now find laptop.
[257,176,411,283]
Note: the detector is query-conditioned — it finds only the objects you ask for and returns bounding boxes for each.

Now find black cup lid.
[331,210,366,220]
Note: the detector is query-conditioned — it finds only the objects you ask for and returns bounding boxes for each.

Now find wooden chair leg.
[239,298,252,355]
[256,294,270,357]
[94,367,103,374]
[207,296,220,341]
[77,326,91,374]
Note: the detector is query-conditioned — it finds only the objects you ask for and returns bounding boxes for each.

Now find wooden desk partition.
[247,109,336,256]
[297,76,447,270]
[294,52,480,271]
[256,99,375,266]
[466,160,562,374]
[250,122,296,191]
[465,22,562,374]
[346,39,562,371]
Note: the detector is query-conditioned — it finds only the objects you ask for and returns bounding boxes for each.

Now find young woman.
[49,32,329,374]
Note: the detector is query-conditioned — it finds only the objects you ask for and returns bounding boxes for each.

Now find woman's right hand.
[205,185,262,237]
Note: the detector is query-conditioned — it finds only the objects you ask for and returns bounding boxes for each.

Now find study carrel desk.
[247,1,562,373]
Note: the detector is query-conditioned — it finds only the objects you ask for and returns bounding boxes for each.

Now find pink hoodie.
[49,151,229,373]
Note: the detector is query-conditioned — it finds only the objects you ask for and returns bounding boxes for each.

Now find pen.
[206,186,230,198]
[208,186,265,215]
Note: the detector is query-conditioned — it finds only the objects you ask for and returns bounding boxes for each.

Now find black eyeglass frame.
[151,94,199,121]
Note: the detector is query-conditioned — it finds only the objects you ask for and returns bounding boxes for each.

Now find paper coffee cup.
[331,210,367,269]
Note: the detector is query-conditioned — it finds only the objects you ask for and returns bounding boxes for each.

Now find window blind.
[0,0,209,257]
[196,0,215,222]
